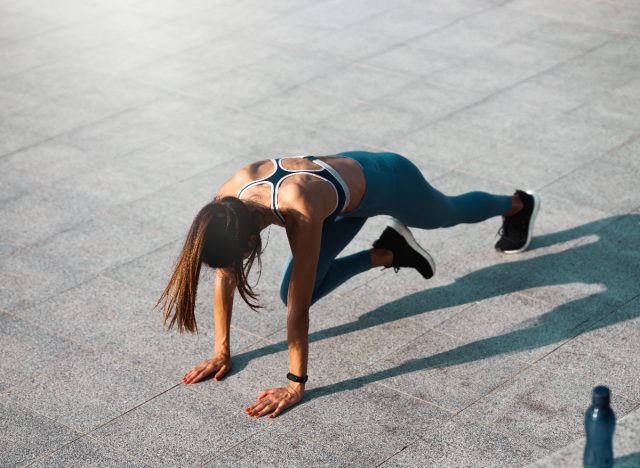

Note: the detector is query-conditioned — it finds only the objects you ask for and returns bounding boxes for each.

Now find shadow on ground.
[231,215,639,402]
[615,452,640,467]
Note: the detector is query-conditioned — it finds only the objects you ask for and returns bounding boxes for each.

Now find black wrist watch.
[287,372,308,383]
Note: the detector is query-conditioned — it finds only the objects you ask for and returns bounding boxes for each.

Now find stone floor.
[1,0,639,466]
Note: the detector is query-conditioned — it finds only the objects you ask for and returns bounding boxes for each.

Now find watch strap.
[287,372,308,383]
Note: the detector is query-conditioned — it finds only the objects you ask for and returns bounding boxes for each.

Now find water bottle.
[583,385,616,468]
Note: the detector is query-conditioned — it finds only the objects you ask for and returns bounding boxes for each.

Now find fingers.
[269,403,286,419]
[214,364,228,381]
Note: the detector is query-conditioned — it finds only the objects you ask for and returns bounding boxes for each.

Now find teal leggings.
[279,151,512,306]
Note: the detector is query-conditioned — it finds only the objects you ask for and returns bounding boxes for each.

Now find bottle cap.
[592,385,611,408]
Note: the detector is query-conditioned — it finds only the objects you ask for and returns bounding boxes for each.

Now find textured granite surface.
[1,0,639,466]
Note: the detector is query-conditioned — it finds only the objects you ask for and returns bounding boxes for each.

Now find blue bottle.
[583,385,616,468]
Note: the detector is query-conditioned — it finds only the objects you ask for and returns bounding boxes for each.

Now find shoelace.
[497,215,527,241]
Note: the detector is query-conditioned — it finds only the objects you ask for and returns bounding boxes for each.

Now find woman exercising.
[157,150,540,419]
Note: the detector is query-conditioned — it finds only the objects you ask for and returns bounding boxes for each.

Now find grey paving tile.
[0,311,81,393]
[183,65,296,109]
[301,63,416,103]
[435,292,578,364]
[476,38,581,76]
[381,418,548,467]
[0,194,80,248]
[7,94,122,139]
[0,63,113,100]
[0,139,96,190]
[348,5,453,43]
[121,18,236,57]
[58,43,167,77]
[374,80,480,128]
[0,82,45,117]
[314,102,423,149]
[488,72,602,115]
[359,42,460,78]
[457,360,638,452]
[544,155,640,215]
[17,268,261,381]
[175,1,280,34]
[439,97,560,151]
[0,11,59,42]
[529,192,613,240]
[23,11,166,57]
[238,49,349,90]
[121,54,226,91]
[522,20,615,51]
[384,120,511,170]
[365,328,530,413]
[30,435,148,468]
[548,52,638,97]
[5,347,174,433]
[0,248,84,310]
[0,123,46,157]
[539,296,640,403]
[424,55,535,97]
[509,116,636,174]
[246,84,367,126]
[567,90,640,131]
[263,290,449,383]
[181,35,281,77]
[285,0,391,30]
[0,42,56,78]
[0,396,80,467]
[205,382,452,468]
[410,19,516,60]
[204,426,341,467]
[27,207,176,284]
[90,384,259,466]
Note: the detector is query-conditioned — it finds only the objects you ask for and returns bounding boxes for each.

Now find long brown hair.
[157,196,265,333]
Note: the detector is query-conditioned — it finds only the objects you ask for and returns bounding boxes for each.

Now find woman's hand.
[182,353,231,384]
[245,383,304,419]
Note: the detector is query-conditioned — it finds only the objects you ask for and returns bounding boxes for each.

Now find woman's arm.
[214,267,236,356]
[182,268,235,384]
[246,205,324,418]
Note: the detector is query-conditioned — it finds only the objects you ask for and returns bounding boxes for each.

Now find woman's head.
[157,196,265,333]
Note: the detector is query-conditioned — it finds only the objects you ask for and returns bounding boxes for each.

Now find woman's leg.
[279,216,370,306]
[390,156,513,229]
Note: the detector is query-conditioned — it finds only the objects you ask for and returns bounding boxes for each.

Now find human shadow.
[231,214,640,403]
[615,451,640,467]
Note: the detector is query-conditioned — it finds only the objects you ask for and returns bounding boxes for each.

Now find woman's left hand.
[245,384,304,419]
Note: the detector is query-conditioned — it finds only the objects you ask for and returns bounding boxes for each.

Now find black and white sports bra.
[236,155,351,224]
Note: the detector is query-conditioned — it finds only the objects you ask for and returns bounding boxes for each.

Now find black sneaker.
[372,218,435,279]
[495,190,540,254]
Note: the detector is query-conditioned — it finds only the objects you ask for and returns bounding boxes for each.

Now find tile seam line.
[161,0,336,61]
[2,5,175,48]
[450,290,640,441]
[373,436,423,468]
[197,430,266,467]
[178,1,508,117]
[535,133,640,193]
[5,145,236,255]
[22,384,182,468]
[371,381,456,415]
[379,35,622,148]
[0,93,163,162]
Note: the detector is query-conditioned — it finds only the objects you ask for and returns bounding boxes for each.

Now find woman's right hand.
[182,353,232,384]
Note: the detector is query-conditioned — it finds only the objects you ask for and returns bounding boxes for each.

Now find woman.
[157,151,540,419]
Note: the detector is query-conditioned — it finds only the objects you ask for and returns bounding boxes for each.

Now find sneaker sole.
[387,218,436,275]
[502,190,540,254]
